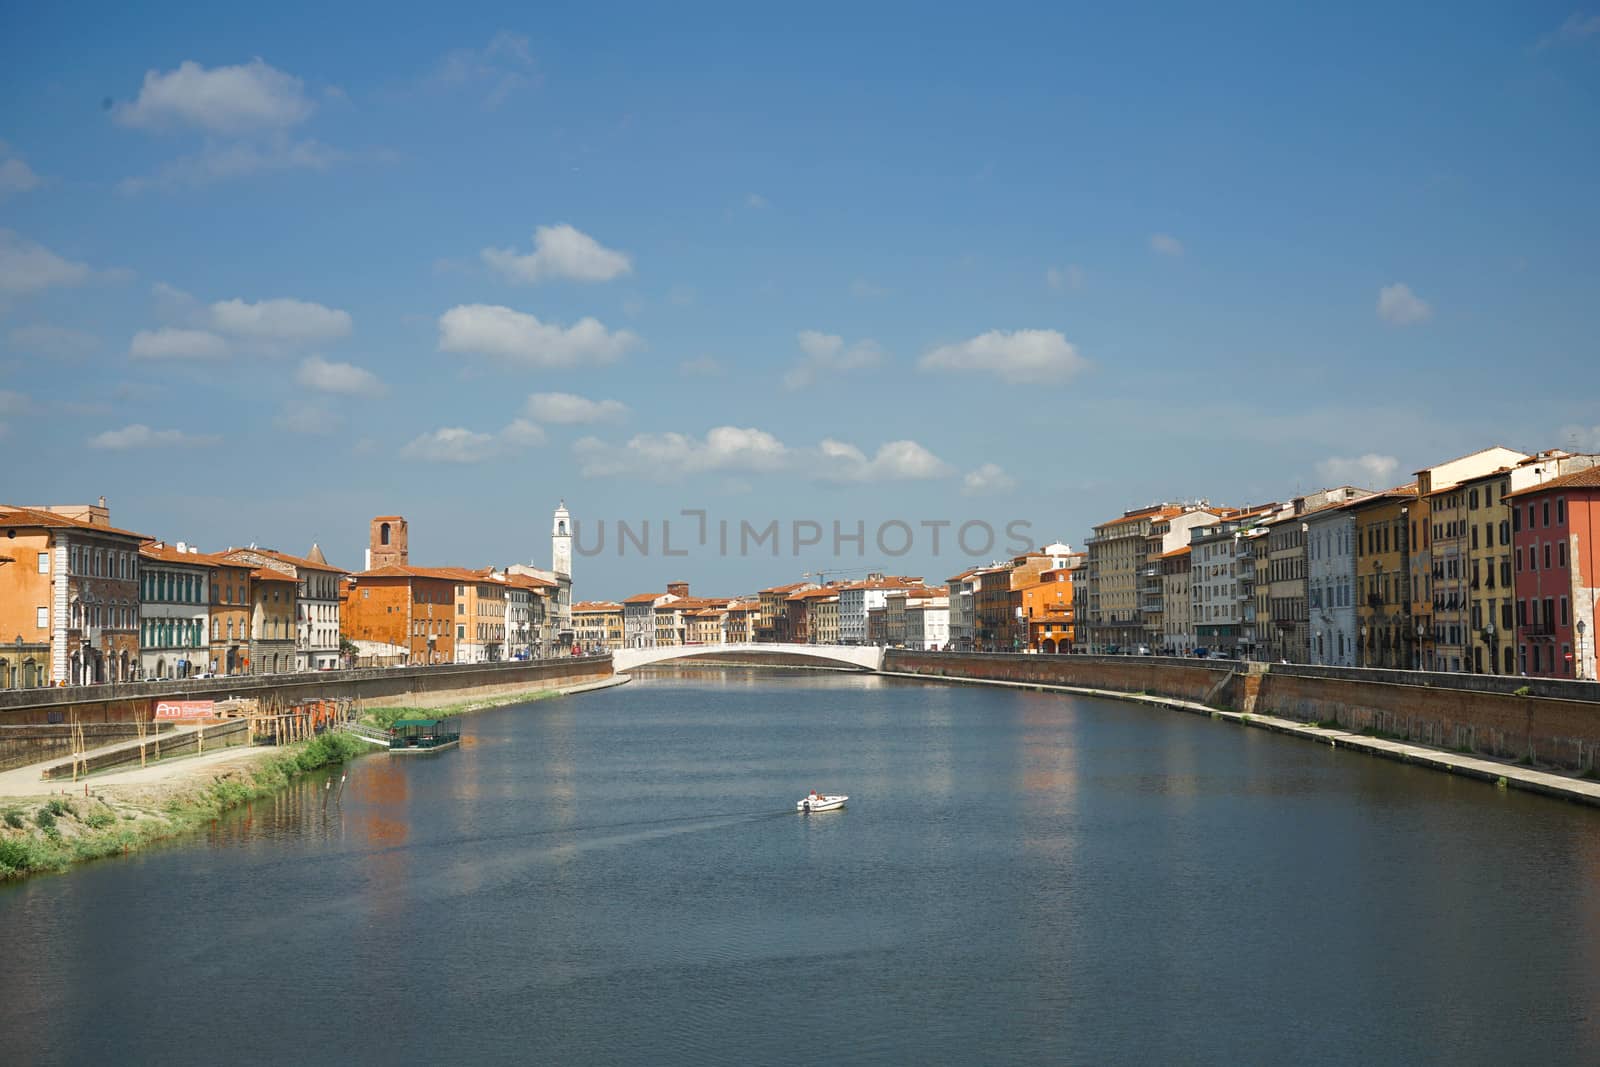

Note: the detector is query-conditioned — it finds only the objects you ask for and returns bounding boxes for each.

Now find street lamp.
[1580,617,1593,684]
[1360,624,1368,668]
[1485,621,1496,675]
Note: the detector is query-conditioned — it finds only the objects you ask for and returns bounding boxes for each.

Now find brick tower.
[369,515,408,570]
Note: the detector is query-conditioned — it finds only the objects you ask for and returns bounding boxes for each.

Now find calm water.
[3,669,1599,1065]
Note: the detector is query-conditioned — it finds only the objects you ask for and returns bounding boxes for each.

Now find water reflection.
[1,668,1598,1066]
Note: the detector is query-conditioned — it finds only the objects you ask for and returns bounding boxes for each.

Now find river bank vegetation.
[0,732,369,881]
[360,688,559,729]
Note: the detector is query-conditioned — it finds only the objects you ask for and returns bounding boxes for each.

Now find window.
[36,606,47,628]
[1471,526,1479,550]
[1561,597,1570,626]
[1542,501,1550,527]
[1544,543,1552,569]
[1499,520,1509,545]
[1470,489,1479,510]
[1559,542,1568,568]
[457,624,465,639]
[1557,498,1566,524]
[37,551,48,573]
[362,589,370,599]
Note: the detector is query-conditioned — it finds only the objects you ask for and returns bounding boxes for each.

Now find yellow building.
[1349,486,1415,669]
[572,600,624,652]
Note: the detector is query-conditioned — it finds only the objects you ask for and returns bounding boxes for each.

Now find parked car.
[1135,645,1152,656]
[1192,647,1211,659]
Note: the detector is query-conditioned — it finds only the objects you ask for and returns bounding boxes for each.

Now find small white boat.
[797,790,847,813]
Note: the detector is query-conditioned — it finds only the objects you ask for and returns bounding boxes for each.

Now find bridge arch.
[613,643,884,673]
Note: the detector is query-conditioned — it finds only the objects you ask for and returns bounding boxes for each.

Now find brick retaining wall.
[0,656,613,726]
[883,651,1600,771]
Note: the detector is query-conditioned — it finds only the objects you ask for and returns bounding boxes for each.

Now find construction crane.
[801,566,882,585]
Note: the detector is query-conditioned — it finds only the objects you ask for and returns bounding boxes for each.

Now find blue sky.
[2,3,1598,598]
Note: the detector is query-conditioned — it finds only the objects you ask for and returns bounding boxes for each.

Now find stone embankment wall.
[0,722,179,772]
[40,719,251,781]
[883,651,1600,771]
[0,657,613,727]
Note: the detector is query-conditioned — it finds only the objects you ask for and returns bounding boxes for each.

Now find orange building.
[207,556,254,676]
[341,565,465,665]
[0,502,145,686]
[1017,567,1075,652]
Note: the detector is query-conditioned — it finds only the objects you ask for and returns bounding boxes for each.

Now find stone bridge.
[613,643,884,673]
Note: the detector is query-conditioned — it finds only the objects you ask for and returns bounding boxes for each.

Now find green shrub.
[3,811,23,829]
[45,798,72,817]
[0,836,52,875]
[35,809,56,831]
[84,811,116,830]
[1514,685,1532,697]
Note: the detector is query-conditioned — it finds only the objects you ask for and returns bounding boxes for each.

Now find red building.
[1509,466,1600,679]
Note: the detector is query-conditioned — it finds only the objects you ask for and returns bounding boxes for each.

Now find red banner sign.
[155,699,215,720]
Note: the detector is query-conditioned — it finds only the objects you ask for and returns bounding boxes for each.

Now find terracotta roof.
[353,564,479,581]
[250,568,296,583]
[139,541,227,566]
[1098,505,1186,529]
[0,504,148,541]
[624,591,669,604]
[371,515,404,521]
[499,572,555,590]
[787,587,838,602]
[572,600,624,612]
[1156,546,1191,559]
[760,581,814,594]
[225,546,346,574]
[1507,465,1600,498]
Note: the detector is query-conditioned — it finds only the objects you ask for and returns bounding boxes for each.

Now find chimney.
[176,541,188,554]
[98,496,106,508]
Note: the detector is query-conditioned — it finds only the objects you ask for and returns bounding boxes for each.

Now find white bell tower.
[552,500,572,578]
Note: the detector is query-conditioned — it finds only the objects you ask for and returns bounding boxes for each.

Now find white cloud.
[1316,454,1400,486]
[401,428,496,463]
[500,418,546,446]
[525,392,628,424]
[481,224,632,284]
[211,297,352,343]
[152,281,199,320]
[0,389,28,415]
[1377,283,1431,326]
[817,439,952,482]
[400,418,544,463]
[575,426,951,483]
[0,230,92,294]
[129,327,229,360]
[1150,233,1184,257]
[1538,13,1600,48]
[87,424,218,450]
[962,462,1018,496]
[438,304,638,367]
[114,58,315,133]
[575,426,791,478]
[919,328,1088,385]
[745,192,768,209]
[0,156,41,200]
[432,31,538,108]
[850,278,887,298]
[296,356,384,396]
[678,355,722,377]
[1046,264,1084,291]
[275,404,340,435]
[785,330,884,389]
[118,137,343,193]
[8,324,98,360]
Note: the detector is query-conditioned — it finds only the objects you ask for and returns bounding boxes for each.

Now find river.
[2,669,1598,1064]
